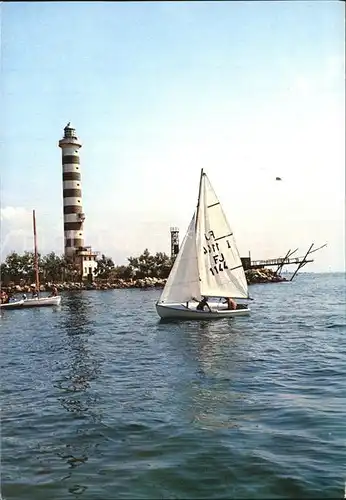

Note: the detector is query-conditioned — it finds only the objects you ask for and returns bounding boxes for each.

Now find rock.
[245,267,287,284]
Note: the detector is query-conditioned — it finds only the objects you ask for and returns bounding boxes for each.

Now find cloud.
[0,206,31,222]
[0,206,63,258]
[0,207,31,258]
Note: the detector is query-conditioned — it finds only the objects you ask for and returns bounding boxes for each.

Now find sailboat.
[1,211,62,310]
[20,210,62,308]
[0,299,25,310]
[156,169,251,320]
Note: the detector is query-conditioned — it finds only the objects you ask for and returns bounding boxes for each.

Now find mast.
[32,209,40,294]
[195,168,204,231]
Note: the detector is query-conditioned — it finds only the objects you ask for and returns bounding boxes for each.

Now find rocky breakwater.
[245,268,288,284]
[90,277,167,290]
[1,270,287,295]
[1,277,167,294]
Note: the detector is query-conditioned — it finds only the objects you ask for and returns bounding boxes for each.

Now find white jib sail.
[158,212,201,304]
[196,172,249,299]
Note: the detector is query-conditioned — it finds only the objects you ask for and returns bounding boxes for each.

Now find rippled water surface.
[1,273,345,499]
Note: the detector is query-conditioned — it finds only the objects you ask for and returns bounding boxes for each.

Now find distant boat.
[22,295,61,308]
[0,300,25,310]
[1,210,61,310]
[22,210,61,307]
[155,169,250,320]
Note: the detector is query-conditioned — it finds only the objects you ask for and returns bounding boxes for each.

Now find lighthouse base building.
[58,122,98,281]
[75,246,98,281]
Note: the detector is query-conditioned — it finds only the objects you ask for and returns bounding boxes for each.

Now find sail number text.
[204,231,231,276]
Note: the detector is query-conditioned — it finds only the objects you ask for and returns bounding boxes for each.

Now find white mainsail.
[158,169,248,305]
[158,212,201,304]
[196,171,249,299]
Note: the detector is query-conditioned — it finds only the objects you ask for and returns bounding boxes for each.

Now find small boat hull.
[22,296,62,308]
[0,300,24,310]
[156,302,250,320]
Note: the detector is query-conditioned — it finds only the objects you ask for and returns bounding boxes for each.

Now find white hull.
[0,300,24,310]
[156,302,250,320]
[22,296,62,308]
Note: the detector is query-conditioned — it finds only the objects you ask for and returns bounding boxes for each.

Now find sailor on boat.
[1,290,9,304]
[222,296,248,310]
[196,296,211,312]
[223,297,237,310]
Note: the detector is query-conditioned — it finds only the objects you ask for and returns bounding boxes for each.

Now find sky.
[0,1,345,272]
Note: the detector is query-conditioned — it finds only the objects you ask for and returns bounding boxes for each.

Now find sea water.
[1,273,345,499]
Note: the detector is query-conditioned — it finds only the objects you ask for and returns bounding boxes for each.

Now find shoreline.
[1,268,288,294]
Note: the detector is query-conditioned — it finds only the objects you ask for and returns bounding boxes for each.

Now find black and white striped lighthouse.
[58,122,85,259]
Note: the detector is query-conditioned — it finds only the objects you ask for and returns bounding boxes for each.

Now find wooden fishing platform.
[241,243,327,281]
[250,255,313,269]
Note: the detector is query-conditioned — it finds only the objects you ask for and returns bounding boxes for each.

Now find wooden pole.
[274,248,291,276]
[33,209,40,294]
[275,247,299,276]
[308,243,327,254]
[290,243,314,281]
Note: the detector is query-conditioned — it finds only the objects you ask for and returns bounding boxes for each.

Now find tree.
[0,251,71,284]
[128,248,154,278]
[2,251,26,283]
[95,254,115,279]
[113,265,134,280]
[0,251,43,284]
[41,252,64,282]
[127,249,172,279]
[61,257,80,282]
[152,251,172,278]
[0,247,173,285]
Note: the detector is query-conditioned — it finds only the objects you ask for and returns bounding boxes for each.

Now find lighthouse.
[58,123,98,279]
[58,122,85,257]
